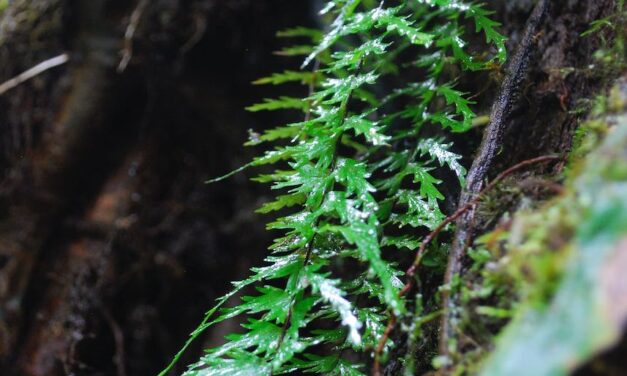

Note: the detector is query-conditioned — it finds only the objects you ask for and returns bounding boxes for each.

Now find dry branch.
[0,53,68,96]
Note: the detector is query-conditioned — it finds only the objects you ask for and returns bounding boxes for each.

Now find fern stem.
[271,59,365,374]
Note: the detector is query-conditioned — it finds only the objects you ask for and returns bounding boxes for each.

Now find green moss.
[452,77,627,376]
[480,112,627,376]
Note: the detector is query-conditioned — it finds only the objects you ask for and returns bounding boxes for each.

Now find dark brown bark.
[0,1,314,375]
[440,0,618,364]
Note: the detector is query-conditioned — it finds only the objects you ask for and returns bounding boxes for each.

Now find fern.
[162,1,505,375]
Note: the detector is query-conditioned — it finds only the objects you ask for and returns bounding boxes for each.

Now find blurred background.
[0,1,318,374]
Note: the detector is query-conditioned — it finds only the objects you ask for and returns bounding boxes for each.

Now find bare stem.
[372,154,563,376]
[0,53,69,96]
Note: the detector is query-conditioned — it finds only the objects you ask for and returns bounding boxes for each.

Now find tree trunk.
[0,1,315,375]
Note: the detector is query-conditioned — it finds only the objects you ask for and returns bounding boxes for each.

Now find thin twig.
[372,155,563,376]
[0,53,69,96]
[179,14,208,57]
[102,307,127,376]
[118,0,149,73]
[373,315,396,376]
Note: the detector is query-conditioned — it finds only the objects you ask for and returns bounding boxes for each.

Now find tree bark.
[0,1,314,375]
[439,0,618,363]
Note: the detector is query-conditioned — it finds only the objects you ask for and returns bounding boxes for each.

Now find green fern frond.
[163,1,507,375]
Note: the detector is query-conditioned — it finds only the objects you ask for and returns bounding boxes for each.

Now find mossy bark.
[439,0,618,365]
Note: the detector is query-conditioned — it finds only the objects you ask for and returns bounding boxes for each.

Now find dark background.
[0,1,317,374]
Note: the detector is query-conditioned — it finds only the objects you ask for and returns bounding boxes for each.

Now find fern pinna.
[162,1,505,375]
